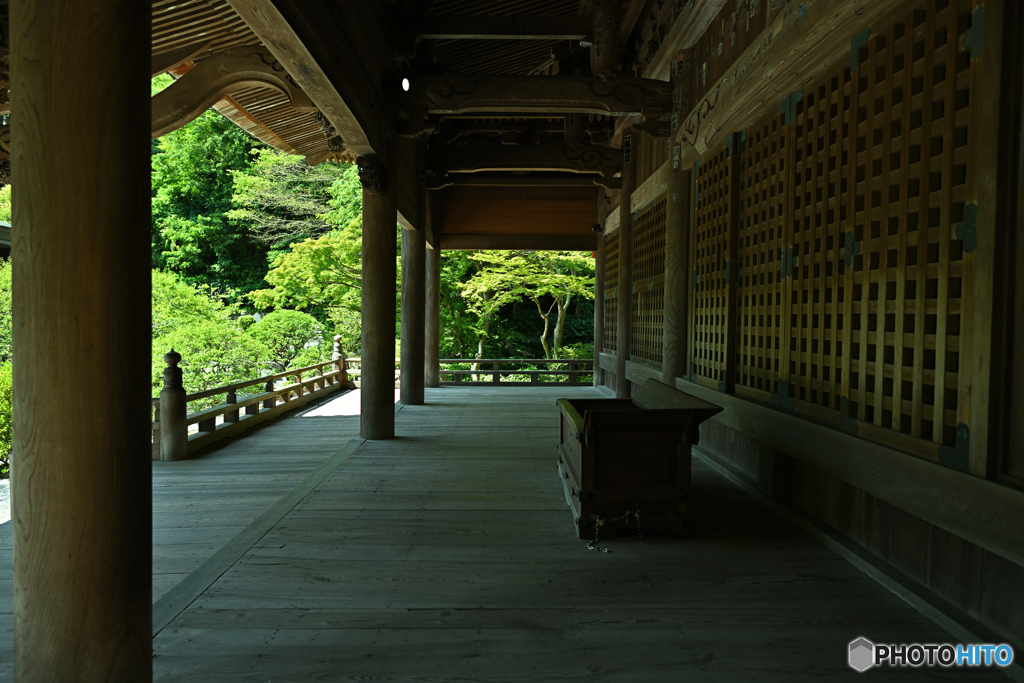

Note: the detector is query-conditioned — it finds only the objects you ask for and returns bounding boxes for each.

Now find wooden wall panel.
[736,113,791,404]
[690,143,736,390]
[603,232,619,354]
[630,198,667,367]
[683,0,995,473]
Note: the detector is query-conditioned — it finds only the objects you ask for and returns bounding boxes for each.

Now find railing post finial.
[159,348,188,461]
[163,348,183,391]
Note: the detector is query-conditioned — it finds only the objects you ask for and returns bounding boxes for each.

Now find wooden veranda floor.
[0,387,1006,680]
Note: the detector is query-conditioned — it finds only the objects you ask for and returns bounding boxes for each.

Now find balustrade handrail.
[185,359,341,402]
[439,358,593,364]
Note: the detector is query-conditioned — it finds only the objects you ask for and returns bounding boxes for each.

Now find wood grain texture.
[616,138,636,398]
[439,196,596,236]
[228,0,379,154]
[361,147,398,439]
[11,1,152,678]
[438,234,595,251]
[673,376,1024,570]
[137,386,995,681]
[400,220,426,405]
[425,243,441,388]
[662,166,690,384]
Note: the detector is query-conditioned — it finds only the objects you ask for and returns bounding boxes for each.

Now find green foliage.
[0,259,10,362]
[152,109,267,298]
[247,309,325,371]
[0,185,10,223]
[151,270,269,407]
[227,149,351,250]
[460,250,595,359]
[0,361,10,475]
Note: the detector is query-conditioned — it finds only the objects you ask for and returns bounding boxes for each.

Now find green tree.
[460,250,595,359]
[246,309,325,371]
[227,148,351,251]
[0,258,10,362]
[151,270,269,406]
[151,108,266,298]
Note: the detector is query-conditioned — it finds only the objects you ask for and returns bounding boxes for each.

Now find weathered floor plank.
[148,387,1000,681]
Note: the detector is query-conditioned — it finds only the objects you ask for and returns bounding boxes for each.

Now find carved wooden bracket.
[402,75,674,119]
[678,83,723,148]
[151,46,318,139]
[357,154,389,195]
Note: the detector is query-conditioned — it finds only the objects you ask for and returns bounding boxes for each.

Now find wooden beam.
[439,234,595,251]
[403,75,674,118]
[227,0,380,155]
[151,39,215,77]
[646,0,728,80]
[438,189,597,238]
[13,0,152,677]
[151,46,317,139]
[417,15,590,40]
[424,143,621,182]
[673,0,905,154]
[438,175,608,188]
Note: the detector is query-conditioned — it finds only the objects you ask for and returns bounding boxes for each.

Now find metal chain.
[587,510,643,552]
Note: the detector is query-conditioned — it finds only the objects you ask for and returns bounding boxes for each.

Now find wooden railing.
[439,358,593,386]
[152,351,354,461]
[339,357,401,387]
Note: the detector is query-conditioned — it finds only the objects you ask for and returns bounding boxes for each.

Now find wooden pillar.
[400,189,425,405]
[593,195,607,388]
[359,149,397,439]
[12,0,152,678]
[616,133,636,398]
[662,163,691,384]
[425,241,441,388]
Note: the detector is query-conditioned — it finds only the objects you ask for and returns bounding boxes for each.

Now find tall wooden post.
[425,241,441,388]
[662,164,691,384]
[359,149,397,439]
[12,0,152,678]
[400,200,425,405]
[593,195,607,388]
[616,133,636,398]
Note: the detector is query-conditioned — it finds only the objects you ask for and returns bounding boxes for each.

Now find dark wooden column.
[615,133,636,398]
[425,241,441,388]
[400,188,426,405]
[593,195,607,388]
[12,0,152,678]
[359,150,397,439]
[662,164,691,384]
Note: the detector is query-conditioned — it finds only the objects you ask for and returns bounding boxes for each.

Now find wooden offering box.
[556,380,722,539]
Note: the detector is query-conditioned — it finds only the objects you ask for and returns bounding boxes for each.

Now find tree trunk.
[552,294,571,359]
[472,292,490,381]
[533,297,555,360]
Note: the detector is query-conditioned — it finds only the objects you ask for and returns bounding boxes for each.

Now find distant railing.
[152,343,354,461]
[339,357,401,387]
[439,358,593,386]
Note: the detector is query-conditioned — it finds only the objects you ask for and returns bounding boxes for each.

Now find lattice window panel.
[603,232,619,354]
[837,0,977,460]
[787,73,852,422]
[631,199,667,367]
[736,115,792,403]
[690,146,735,388]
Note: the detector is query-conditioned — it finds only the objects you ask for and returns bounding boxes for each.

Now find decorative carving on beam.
[423,142,621,180]
[402,75,674,119]
[316,110,347,154]
[679,83,721,148]
[151,39,215,77]
[416,15,591,40]
[151,46,317,139]
[632,118,672,137]
[357,154,389,195]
